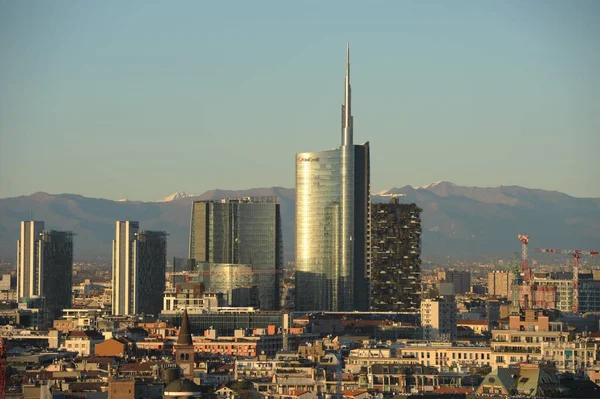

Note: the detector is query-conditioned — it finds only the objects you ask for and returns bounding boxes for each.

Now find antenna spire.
[341,43,353,146]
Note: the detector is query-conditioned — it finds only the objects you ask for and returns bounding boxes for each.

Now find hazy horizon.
[3,179,600,203]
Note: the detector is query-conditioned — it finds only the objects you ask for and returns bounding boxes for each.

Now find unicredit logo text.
[297,157,320,162]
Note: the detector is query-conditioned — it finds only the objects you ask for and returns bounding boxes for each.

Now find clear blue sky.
[1,0,598,200]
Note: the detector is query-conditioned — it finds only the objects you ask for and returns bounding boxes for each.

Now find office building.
[112,221,167,316]
[189,197,282,310]
[295,45,370,311]
[421,298,457,342]
[0,274,11,291]
[370,199,422,312]
[198,262,259,307]
[16,221,74,321]
[438,270,471,294]
[488,270,514,297]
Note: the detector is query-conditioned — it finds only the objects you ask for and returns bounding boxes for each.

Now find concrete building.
[488,270,514,297]
[189,197,282,310]
[0,274,11,291]
[295,45,370,311]
[112,221,167,316]
[421,298,457,342]
[438,270,471,294]
[534,272,600,312]
[490,310,566,368]
[163,283,226,311]
[63,330,104,356]
[370,199,421,312]
[16,221,74,322]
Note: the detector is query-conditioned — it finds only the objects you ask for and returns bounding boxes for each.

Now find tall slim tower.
[295,45,370,311]
[112,221,167,315]
[16,221,45,299]
[16,221,74,321]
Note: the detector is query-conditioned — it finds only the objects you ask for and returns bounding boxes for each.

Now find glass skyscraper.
[295,45,370,311]
[189,197,283,310]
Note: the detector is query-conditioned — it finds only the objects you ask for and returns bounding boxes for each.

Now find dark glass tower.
[189,196,283,310]
[370,199,422,312]
[295,45,371,311]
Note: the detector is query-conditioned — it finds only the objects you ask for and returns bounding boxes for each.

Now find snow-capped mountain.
[157,191,196,202]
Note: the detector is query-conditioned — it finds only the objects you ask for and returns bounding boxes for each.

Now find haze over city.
[1,0,599,201]
[2,2,600,399]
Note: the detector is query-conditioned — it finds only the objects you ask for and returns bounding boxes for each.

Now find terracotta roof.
[341,389,369,396]
[68,330,104,339]
[118,363,153,372]
[75,357,116,365]
[457,319,488,325]
[432,387,474,393]
[287,390,310,397]
[66,382,104,392]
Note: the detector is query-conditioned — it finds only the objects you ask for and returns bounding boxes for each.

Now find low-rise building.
[95,337,136,357]
[63,330,104,356]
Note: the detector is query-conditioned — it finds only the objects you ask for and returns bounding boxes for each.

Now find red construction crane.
[518,234,532,283]
[534,248,600,313]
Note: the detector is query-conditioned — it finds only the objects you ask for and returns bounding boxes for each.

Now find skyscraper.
[189,196,282,310]
[16,221,74,321]
[112,221,167,316]
[295,45,370,311]
[370,199,422,312]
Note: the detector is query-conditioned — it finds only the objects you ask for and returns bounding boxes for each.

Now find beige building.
[488,270,513,297]
[421,298,457,342]
[395,343,493,371]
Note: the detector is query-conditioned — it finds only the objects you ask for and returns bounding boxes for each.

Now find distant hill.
[0,183,598,262]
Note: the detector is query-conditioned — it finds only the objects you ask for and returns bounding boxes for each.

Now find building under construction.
[511,234,600,313]
[370,198,422,312]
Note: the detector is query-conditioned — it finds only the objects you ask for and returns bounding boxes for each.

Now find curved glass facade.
[295,144,369,311]
[295,45,370,311]
[296,149,342,311]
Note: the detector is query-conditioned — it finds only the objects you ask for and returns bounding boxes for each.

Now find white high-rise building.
[17,221,45,299]
[112,221,167,316]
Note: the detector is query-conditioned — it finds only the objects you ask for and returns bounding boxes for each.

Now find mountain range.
[0,182,598,262]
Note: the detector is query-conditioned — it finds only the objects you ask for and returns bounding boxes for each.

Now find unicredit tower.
[295,45,370,311]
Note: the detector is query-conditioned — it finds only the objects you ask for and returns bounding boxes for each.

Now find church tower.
[175,309,195,379]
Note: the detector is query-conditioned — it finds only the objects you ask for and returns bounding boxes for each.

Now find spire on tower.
[341,43,353,146]
[177,308,193,346]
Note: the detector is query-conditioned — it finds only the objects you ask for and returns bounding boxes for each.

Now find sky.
[1,0,599,201]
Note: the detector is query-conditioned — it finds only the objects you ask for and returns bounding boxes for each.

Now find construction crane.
[518,234,532,283]
[516,234,535,310]
[534,248,600,313]
[509,251,521,311]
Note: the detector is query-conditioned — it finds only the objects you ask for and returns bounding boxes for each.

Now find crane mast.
[534,248,599,313]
